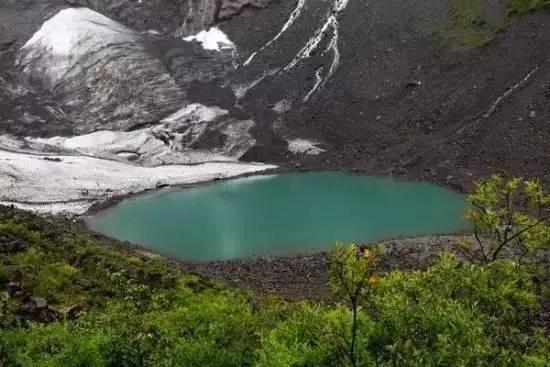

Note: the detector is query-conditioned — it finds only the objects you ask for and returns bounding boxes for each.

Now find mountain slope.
[0,0,549,212]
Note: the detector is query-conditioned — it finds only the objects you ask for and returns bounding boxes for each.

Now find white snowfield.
[0,150,276,215]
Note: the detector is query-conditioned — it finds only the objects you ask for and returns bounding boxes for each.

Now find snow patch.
[19,7,136,85]
[184,27,235,51]
[287,139,325,155]
[16,7,184,131]
[163,103,228,123]
[273,100,292,114]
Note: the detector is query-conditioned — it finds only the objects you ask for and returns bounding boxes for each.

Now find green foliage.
[445,0,496,47]
[463,175,550,264]
[0,184,548,367]
[509,0,550,15]
[434,0,550,48]
[328,243,381,367]
[34,262,81,305]
[328,243,382,303]
[258,303,364,367]
[0,208,180,312]
[370,254,543,365]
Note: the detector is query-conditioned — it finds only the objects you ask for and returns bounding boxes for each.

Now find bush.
[0,173,548,367]
[370,254,543,366]
[461,175,550,264]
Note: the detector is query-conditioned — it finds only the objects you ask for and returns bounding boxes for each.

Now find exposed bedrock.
[61,0,275,37]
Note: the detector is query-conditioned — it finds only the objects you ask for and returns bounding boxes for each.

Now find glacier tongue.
[25,103,257,166]
[0,149,275,215]
[0,7,275,215]
[16,7,185,133]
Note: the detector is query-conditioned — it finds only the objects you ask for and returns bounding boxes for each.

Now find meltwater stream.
[87,172,469,261]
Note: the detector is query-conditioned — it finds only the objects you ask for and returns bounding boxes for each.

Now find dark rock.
[7,281,21,296]
[43,157,62,162]
[0,39,16,52]
[0,234,28,254]
[17,297,59,323]
[31,297,48,309]
[218,0,272,21]
[64,0,87,6]
[62,303,84,318]
[405,80,422,87]
[18,297,46,314]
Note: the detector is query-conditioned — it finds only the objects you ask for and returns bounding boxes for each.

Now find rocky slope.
[0,0,549,213]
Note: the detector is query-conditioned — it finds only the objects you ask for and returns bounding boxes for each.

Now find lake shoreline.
[84,172,469,262]
[83,166,468,217]
[80,217,469,300]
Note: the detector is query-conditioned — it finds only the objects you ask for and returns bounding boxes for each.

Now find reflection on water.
[87,172,469,261]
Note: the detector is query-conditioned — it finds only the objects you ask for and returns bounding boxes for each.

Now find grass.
[0,190,548,366]
[435,0,550,48]
[508,0,550,15]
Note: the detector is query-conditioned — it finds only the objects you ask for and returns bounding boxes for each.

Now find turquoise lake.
[86,172,469,261]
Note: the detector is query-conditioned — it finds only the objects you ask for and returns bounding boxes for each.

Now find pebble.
[529,110,536,118]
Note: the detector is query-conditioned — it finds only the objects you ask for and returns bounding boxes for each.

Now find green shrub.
[258,303,364,367]
[34,262,81,305]
[509,0,550,15]
[0,172,548,367]
[370,254,543,366]
[462,175,550,264]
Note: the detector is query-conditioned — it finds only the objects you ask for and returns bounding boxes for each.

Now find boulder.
[0,234,28,254]
[6,281,21,297]
[17,297,59,323]
[62,303,84,319]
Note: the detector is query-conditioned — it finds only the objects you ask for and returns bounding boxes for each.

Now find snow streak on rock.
[239,0,351,103]
[303,67,324,102]
[482,65,540,119]
[457,64,540,134]
[243,0,307,66]
[181,0,196,35]
[285,0,350,101]
[234,68,280,99]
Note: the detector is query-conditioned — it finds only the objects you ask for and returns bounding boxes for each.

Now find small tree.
[328,243,381,367]
[462,175,550,264]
